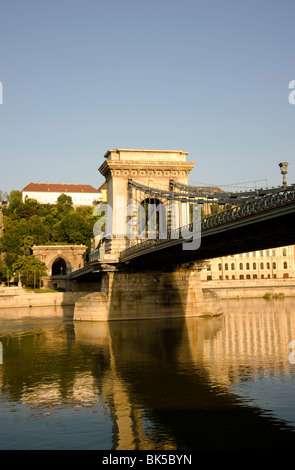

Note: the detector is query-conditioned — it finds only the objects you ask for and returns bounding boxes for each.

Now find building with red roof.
[22,181,102,206]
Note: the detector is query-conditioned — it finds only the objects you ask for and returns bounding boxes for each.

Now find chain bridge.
[118,180,295,267]
[69,149,295,321]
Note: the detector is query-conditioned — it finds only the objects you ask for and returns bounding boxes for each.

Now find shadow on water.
[1,301,295,450]
[105,315,295,450]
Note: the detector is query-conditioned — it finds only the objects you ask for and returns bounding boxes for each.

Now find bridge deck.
[119,195,295,268]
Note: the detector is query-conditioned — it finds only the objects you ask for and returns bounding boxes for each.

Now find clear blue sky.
[0,0,295,194]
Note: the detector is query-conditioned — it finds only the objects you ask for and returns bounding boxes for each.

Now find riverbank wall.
[202,278,295,299]
[0,287,85,309]
[1,278,295,320]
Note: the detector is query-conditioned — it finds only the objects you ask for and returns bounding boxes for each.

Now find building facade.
[202,245,295,281]
[22,182,102,206]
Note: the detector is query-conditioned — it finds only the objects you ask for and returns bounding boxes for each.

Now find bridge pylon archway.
[97,149,195,260]
[138,197,166,239]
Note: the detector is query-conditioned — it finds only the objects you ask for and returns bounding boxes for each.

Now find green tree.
[0,259,8,283]
[20,235,35,256]
[29,215,50,245]
[56,212,92,248]
[56,193,74,217]
[0,218,30,262]
[14,198,38,220]
[1,189,95,264]
[57,193,73,206]
[4,190,22,215]
[12,256,47,288]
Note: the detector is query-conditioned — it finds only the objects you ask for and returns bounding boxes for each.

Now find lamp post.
[279,162,289,187]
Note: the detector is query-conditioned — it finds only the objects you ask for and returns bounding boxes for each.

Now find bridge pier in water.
[73,262,222,321]
[70,148,295,321]
[73,148,221,320]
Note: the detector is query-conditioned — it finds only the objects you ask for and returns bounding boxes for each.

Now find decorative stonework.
[97,149,196,258]
[33,245,87,275]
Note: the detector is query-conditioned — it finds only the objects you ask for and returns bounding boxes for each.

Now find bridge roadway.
[70,184,295,280]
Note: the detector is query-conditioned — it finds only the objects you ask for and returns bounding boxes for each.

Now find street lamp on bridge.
[279,162,289,187]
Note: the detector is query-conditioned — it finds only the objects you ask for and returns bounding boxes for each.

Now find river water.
[0,298,295,451]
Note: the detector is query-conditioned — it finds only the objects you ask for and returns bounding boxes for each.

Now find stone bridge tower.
[97,149,195,259]
[73,150,222,321]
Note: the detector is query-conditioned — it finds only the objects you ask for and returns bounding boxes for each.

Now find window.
[231,263,235,270]
[253,263,257,270]
[218,263,222,271]
[239,263,243,270]
[284,262,288,269]
[272,250,276,256]
[267,263,270,269]
[283,248,287,256]
[273,262,276,269]
[260,262,264,269]
[225,263,228,270]
[246,263,250,270]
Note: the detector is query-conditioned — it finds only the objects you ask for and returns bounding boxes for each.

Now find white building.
[22,182,102,206]
[202,245,295,281]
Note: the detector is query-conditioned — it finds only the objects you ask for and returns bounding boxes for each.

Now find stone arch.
[51,257,67,276]
[47,253,73,276]
[32,245,87,276]
[138,197,167,239]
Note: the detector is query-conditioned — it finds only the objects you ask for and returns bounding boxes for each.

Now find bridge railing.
[119,184,295,260]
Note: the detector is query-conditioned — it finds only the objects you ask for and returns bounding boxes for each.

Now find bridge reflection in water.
[1,300,295,450]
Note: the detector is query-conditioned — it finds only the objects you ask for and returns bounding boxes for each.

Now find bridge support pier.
[73,262,222,321]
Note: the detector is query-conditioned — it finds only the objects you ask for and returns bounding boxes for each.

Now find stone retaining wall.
[202,279,295,298]
[0,288,85,309]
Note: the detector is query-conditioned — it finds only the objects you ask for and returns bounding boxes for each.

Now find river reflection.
[1,298,295,450]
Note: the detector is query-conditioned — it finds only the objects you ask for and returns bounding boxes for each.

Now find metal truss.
[129,179,295,206]
[120,183,295,259]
